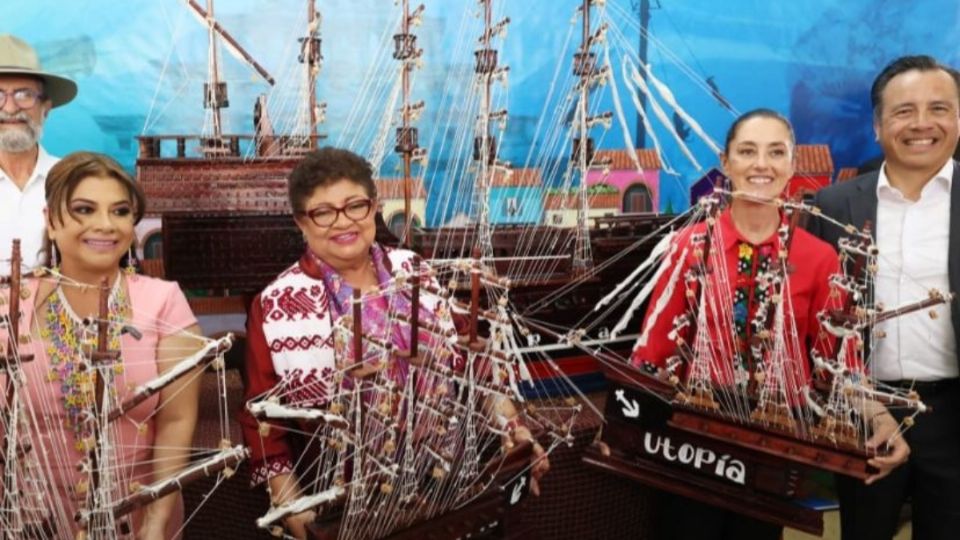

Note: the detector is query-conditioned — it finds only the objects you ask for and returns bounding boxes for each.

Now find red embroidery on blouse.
[263,285,328,322]
[251,455,294,486]
[269,334,327,352]
[276,287,318,320]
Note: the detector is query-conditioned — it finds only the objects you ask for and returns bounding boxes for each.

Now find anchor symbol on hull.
[614,389,640,418]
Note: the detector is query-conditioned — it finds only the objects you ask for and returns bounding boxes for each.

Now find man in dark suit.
[808,55,960,540]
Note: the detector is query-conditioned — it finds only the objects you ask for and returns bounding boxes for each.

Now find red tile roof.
[491,168,542,187]
[794,144,834,175]
[374,178,426,199]
[836,167,859,183]
[594,149,662,171]
[544,192,620,210]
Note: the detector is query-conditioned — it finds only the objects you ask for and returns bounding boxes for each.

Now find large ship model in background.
[134,0,719,396]
[136,0,325,291]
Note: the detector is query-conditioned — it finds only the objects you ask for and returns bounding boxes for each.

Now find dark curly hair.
[288,147,377,213]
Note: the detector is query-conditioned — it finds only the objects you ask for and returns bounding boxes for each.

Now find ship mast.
[393,0,425,246]
[300,0,323,150]
[205,0,226,147]
[1,241,32,535]
[571,0,602,273]
[634,0,654,147]
[473,0,509,263]
[184,0,275,155]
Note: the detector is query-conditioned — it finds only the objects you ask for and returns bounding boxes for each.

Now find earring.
[50,242,59,272]
[125,246,138,275]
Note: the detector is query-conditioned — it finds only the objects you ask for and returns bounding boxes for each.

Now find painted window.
[623,183,654,213]
[505,197,520,217]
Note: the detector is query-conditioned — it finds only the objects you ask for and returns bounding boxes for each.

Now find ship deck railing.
[137,134,325,160]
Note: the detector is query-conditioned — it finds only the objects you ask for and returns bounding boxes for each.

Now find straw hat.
[0,34,77,107]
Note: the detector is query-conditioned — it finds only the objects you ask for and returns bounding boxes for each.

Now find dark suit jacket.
[805,160,960,359]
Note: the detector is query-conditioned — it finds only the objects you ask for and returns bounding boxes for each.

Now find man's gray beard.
[0,115,43,153]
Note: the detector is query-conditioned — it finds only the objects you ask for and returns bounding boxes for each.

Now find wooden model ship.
[246,254,578,539]
[1,240,246,539]
[582,194,940,534]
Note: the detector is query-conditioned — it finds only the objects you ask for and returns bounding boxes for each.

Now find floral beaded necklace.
[40,275,129,450]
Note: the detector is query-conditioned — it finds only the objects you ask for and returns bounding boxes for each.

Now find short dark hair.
[723,108,795,155]
[287,147,377,213]
[870,55,960,119]
[46,151,146,227]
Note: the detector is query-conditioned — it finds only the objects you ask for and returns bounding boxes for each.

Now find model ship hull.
[138,151,295,216]
[306,445,536,540]
[583,362,881,536]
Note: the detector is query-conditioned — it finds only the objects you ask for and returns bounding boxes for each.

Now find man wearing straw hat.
[0,34,77,272]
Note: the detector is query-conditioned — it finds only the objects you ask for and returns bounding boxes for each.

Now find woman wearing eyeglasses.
[238,148,382,538]
[239,147,548,539]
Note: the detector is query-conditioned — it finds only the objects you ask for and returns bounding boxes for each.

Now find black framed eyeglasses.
[0,88,46,110]
[302,198,375,227]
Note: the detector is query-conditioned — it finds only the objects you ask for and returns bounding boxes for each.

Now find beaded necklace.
[40,275,129,450]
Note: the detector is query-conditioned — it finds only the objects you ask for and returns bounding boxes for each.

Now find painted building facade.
[585,149,661,213]
[835,167,859,183]
[489,168,544,225]
[375,178,427,237]
[543,192,621,227]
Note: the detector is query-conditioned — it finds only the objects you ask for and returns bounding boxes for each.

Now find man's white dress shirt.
[874,159,958,381]
[0,146,58,272]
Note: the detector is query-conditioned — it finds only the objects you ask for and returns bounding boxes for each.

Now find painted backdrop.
[6,0,960,220]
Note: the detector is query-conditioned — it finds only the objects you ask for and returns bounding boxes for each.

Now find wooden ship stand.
[584,361,873,535]
[307,444,536,540]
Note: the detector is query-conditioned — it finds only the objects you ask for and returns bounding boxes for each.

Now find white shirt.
[873,159,957,381]
[0,146,58,273]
